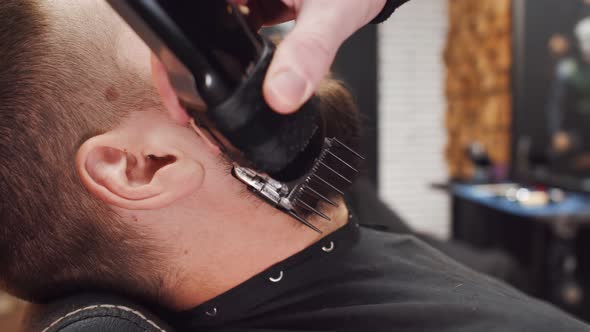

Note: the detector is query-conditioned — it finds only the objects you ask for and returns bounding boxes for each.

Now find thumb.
[263,1,363,114]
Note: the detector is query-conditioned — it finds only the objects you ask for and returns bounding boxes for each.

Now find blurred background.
[11,0,590,328]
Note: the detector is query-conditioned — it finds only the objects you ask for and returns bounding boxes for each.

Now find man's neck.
[166,183,350,311]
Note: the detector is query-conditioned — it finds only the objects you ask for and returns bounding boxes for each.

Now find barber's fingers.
[264,0,386,114]
[151,55,190,125]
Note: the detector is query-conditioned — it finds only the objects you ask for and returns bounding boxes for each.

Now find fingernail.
[269,70,308,111]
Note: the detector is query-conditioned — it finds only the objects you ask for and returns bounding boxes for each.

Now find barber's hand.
[247,0,387,114]
[152,0,388,124]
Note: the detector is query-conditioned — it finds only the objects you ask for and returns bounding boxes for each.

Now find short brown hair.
[0,1,162,303]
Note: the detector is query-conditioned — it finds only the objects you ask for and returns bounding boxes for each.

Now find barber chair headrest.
[23,293,176,332]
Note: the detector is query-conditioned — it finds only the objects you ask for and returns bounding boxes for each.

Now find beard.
[316,79,362,153]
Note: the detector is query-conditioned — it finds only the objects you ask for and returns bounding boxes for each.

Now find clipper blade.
[287,138,364,232]
[232,138,364,234]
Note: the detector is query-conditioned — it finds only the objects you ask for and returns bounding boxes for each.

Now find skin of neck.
[136,162,350,311]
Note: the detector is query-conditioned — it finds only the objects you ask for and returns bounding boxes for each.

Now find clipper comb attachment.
[233,138,364,233]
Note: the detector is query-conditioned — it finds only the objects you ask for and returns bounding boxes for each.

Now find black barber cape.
[170,214,590,332]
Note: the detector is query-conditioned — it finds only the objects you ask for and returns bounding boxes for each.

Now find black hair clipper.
[108,1,363,232]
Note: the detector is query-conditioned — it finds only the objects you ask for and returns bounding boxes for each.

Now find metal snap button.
[205,307,218,317]
[322,241,335,253]
[269,271,284,283]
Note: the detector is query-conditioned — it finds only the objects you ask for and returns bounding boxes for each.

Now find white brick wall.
[378,0,450,239]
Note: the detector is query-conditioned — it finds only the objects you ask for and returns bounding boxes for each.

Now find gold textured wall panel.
[445,0,512,178]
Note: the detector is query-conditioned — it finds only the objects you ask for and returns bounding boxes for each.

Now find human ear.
[76,132,205,210]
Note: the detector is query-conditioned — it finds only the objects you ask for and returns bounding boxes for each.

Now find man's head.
[0,0,359,308]
[0,0,171,304]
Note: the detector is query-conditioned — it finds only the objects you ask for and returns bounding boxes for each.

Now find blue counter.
[451,184,590,220]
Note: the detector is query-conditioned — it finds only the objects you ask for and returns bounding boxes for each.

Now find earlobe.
[76,133,205,210]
